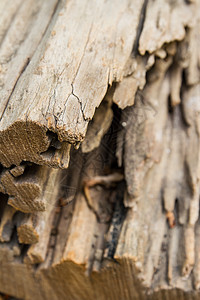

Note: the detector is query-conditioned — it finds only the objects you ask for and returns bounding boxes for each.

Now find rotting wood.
[0,205,16,242]
[0,0,200,299]
[0,0,150,168]
[17,167,61,246]
[0,167,62,245]
[0,164,61,213]
[81,96,113,153]
[16,213,39,244]
[23,168,61,263]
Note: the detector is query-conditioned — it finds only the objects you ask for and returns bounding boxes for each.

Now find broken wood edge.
[23,169,62,263]
[0,120,71,169]
[0,161,64,213]
[0,254,199,300]
[0,168,62,244]
[17,219,39,245]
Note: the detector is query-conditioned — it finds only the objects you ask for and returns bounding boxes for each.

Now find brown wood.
[0,0,200,299]
[0,165,61,213]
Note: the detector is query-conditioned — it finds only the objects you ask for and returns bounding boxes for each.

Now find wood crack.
[0,0,200,299]
[132,0,148,56]
[71,83,90,122]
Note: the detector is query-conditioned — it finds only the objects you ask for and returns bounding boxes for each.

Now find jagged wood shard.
[0,165,60,213]
[16,167,61,245]
[23,169,61,263]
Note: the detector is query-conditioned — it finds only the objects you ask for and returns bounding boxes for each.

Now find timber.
[0,0,200,299]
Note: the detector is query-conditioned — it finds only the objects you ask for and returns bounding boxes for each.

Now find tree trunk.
[0,0,200,299]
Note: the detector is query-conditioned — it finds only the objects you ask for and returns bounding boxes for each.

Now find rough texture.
[0,0,145,168]
[0,0,200,299]
[0,164,60,213]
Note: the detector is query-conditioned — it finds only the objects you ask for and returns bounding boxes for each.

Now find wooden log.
[0,0,199,299]
[23,207,56,264]
[0,0,72,169]
[0,0,148,168]
[0,167,62,244]
[0,135,199,299]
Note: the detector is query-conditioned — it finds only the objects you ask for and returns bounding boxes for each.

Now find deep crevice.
[132,0,148,57]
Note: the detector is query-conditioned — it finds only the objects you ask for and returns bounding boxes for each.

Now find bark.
[0,0,200,299]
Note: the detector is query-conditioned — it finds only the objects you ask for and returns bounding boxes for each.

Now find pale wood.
[0,205,16,242]
[0,0,145,168]
[138,0,196,55]
[82,96,113,153]
[0,0,200,299]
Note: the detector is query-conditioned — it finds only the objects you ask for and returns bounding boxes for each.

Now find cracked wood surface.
[0,0,145,168]
[0,0,200,299]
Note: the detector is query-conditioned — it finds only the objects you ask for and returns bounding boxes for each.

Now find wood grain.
[0,0,199,299]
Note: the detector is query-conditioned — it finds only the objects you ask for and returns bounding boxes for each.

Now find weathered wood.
[0,143,200,300]
[17,214,39,244]
[138,0,196,55]
[23,169,61,263]
[17,167,61,246]
[0,0,146,168]
[0,165,60,213]
[82,96,113,153]
[0,167,61,245]
[0,0,200,299]
[0,205,16,242]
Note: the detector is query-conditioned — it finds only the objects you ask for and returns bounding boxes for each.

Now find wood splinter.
[0,206,16,242]
[23,169,61,263]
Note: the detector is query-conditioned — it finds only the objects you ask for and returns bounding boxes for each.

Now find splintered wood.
[0,0,200,299]
[0,165,60,213]
[0,0,144,168]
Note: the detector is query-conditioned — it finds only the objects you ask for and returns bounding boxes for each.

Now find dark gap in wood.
[132,0,148,57]
[106,181,127,259]
[174,199,179,227]
[0,194,8,220]
[13,163,34,182]
[40,146,56,161]
[20,243,30,263]
[168,95,174,114]
[46,130,62,150]
[180,69,191,127]
[103,102,123,170]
